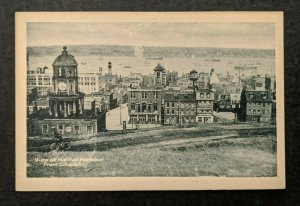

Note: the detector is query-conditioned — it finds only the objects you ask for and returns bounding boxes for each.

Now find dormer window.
[261,93,267,99]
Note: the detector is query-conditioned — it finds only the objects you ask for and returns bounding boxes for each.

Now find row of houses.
[127,87,274,125]
[127,88,214,125]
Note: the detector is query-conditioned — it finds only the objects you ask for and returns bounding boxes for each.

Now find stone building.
[127,88,162,124]
[166,70,178,86]
[196,90,214,124]
[78,72,105,94]
[164,93,196,125]
[27,67,53,97]
[153,64,167,87]
[27,46,106,137]
[239,90,273,122]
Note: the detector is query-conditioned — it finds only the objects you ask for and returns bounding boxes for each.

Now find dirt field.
[27,123,277,177]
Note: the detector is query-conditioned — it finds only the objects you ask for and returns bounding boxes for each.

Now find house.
[196,90,214,124]
[239,90,273,122]
[164,93,196,125]
[127,88,162,124]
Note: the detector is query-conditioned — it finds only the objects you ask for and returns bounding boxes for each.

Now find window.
[86,126,93,134]
[131,92,136,98]
[42,125,48,134]
[171,103,175,107]
[131,103,135,110]
[166,103,169,107]
[148,105,151,112]
[167,110,169,114]
[58,68,65,77]
[58,125,64,134]
[172,110,175,114]
[142,103,147,112]
[153,92,158,99]
[142,92,147,98]
[74,125,80,134]
[154,103,158,111]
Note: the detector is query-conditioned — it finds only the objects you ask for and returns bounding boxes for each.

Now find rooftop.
[245,90,273,103]
[164,93,195,102]
[52,46,77,67]
[29,109,104,120]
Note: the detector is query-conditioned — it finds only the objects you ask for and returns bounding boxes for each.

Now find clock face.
[58,82,67,91]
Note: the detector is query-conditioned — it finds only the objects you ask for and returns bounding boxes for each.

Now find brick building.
[196,90,214,124]
[164,93,196,125]
[239,90,273,122]
[127,88,162,124]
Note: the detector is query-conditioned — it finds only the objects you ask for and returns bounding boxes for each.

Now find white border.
[16,12,285,191]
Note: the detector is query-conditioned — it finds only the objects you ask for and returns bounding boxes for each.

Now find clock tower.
[48,46,84,117]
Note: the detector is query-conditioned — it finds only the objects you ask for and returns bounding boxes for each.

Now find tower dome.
[154,63,165,72]
[52,46,77,67]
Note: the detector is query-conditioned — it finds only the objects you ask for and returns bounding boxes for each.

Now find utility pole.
[119,91,122,125]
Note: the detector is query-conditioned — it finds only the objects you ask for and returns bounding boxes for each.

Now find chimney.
[91,100,98,116]
[99,67,102,76]
[108,61,112,76]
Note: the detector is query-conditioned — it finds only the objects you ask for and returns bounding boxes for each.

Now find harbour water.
[28,46,275,77]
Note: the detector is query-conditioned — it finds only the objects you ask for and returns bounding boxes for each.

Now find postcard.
[16,12,285,191]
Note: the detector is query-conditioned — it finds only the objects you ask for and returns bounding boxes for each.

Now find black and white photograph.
[16,12,285,190]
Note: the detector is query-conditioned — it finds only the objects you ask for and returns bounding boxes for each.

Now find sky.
[27,22,275,49]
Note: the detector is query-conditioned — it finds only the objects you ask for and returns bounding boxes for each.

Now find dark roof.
[29,109,103,120]
[154,64,165,72]
[28,99,49,107]
[52,46,77,67]
[245,91,272,103]
[164,93,195,102]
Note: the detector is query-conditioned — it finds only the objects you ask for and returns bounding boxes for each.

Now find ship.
[123,63,131,68]
[145,56,163,60]
[204,59,221,62]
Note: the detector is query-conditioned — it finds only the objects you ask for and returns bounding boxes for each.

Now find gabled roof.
[210,72,220,84]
